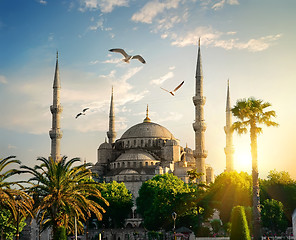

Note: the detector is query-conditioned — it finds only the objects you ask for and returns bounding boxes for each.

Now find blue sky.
[1,0,296,180]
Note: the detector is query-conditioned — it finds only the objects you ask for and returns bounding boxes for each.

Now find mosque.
[21,41,235,239]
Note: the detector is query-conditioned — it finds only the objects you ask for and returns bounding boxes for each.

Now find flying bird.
[160,81,184,96]
[75,108,89,119]
[109,48,146,64]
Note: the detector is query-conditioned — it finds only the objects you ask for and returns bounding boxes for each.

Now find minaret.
[192,39,207,182]
[224,80,234,171]
[107,86,116,144]
[49,52,63,162]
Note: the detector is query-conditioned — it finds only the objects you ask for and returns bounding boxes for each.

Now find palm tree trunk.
[250,125,261,240]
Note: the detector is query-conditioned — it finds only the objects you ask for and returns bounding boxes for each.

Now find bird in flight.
[75,108,89,119]
[160,81,184,96]
[109,48,146,64]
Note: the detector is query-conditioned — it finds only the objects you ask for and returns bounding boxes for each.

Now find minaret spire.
[224,79,234,171]
[49,51,63,162]
[107,86,116,144]
[192,38,207,182]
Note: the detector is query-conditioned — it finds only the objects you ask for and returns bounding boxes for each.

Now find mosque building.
[91,41,218,200]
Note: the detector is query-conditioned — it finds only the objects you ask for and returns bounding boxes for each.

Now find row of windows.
[119,138,167,149]
[107,175,151,182]
[110,161,156,169]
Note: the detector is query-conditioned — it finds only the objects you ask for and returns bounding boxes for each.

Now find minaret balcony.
[193,122,207,132]
[49,129,63,139]
[193,150,208,159]
[192,96,206,105]
[50,105,63,114]
[224,147,235,154]
[224,126,234,134]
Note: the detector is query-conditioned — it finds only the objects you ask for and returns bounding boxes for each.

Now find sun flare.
[234,149,252,172]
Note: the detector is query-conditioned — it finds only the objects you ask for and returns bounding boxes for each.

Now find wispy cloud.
[8,144,17,149]
[0,75,8,84]
[150,71,174,85]
[169,26,282,52]
[38,0,47,5]
[131,0,181,24]
[212,0,239,10]
[79,0,129,13]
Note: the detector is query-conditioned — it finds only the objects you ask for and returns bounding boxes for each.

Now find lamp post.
[15,195,22,240]
[172,212,177,240]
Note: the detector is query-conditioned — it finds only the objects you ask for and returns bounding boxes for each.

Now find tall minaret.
[107,86,116,144]
[49,52,63,162]
[192,39,207,182]
[224,80,234,171]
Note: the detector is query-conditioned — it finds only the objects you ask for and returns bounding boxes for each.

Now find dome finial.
[143,104,151,123]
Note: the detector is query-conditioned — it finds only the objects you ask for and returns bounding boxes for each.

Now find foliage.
[232,97,278,240]
[54,226,67,240]
[260,170,296,226]
[0,208,26,240]
[95,181,133,228]
[261,199,288,233]
[210,219,222,234]
[0,156,33,222]
[136,173,208,232]
[20,156,108,237]
[205,171,252,223]
[230,206,251,240]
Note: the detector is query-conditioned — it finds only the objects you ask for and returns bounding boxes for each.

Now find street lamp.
[15,195,22,240]
[172,212,177,240]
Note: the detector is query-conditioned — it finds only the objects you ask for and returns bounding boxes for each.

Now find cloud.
[168,26,282,52]
[38,0,47,5]
[212,0,239,10]
[150,71,174,85]
[0,75,8,84]
[156,111,183,123]
[8,144,17,149]
[131,0,181,24]
[79,0,129,13]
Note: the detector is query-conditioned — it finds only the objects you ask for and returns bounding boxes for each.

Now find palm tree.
[0,156,33,220]
[231,97,278,240]
[20,156,108,239]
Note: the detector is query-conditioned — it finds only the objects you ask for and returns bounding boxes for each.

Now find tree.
[232,97,278,240]
[136,173,210,233]
[205,171,252,224]
[260,170,296,226]
[230,206,251,240]
[0,156,33,222]
[20,156,108,239]
[261,199,287,234]
[95,181,133,228]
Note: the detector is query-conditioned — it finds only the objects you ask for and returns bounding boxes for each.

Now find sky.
[0,0,295,180]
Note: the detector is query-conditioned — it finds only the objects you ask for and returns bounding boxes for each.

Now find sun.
[234,148,252,172]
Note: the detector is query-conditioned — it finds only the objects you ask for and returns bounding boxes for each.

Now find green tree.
[136,173,209,233]
[261,199,287,234]
[20,156,108,239]
[0,208,26,240]
[210,219,222,234]
[232,97,278,240]
[96,181,133,228]
[205,171,252,224]
[260,170,296,226]
[230,206,251,240]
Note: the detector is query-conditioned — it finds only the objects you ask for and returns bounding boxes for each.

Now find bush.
[54,226,67,240]
[230,206,251,240]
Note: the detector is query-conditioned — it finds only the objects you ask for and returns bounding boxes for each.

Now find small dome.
[99,142,112,149]
[116,149,156,162]
[121,122,175,140]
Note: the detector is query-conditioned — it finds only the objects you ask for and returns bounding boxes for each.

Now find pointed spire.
[226,79,231,111]
[143,104,151,123]
[195,38,203,95]
[107,86,116,144]
[53,51,60,89]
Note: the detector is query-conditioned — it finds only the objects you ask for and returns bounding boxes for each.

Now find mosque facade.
[91,41,216,201]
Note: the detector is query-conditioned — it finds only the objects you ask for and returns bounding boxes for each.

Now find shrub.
[230,206,251,240]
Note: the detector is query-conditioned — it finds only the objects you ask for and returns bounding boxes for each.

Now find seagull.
[160,81,184,96]
[75,108,89,119]
[109,48,146,64]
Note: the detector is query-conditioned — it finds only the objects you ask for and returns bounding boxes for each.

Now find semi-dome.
[121,121,175,140]
[99,141,112,149]
[116,149,157,162]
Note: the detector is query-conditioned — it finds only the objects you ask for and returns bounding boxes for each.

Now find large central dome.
[121,121,175,140]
